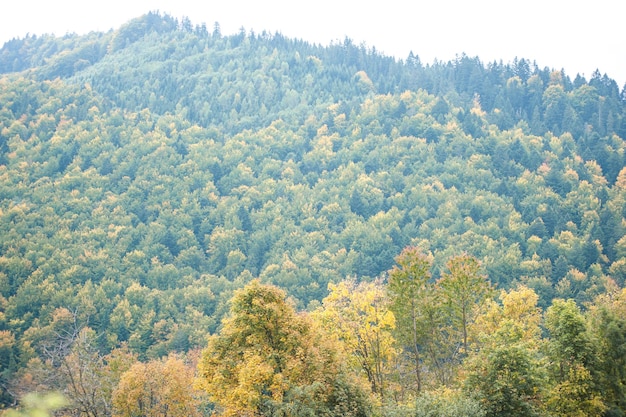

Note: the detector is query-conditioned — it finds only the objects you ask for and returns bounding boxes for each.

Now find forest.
[0,10,626,416]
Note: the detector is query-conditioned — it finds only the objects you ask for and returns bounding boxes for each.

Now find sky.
[1,0,624,88]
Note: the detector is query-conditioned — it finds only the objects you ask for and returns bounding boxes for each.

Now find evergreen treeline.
[0,11,625,416]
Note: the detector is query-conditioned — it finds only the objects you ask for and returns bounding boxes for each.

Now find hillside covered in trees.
[1,11,626,416]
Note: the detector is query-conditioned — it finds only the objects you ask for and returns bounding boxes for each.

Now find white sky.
[1,0,624,88]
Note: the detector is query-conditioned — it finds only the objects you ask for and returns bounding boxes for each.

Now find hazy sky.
[1,0,624,88]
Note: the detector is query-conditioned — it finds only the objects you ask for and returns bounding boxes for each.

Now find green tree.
[544,299,605,417]
[387,246,433,392]
[465,286,545,417]
[465,343,543,417]
[587,288,626,415]
[439,254,492,353]
[414,389,485,417]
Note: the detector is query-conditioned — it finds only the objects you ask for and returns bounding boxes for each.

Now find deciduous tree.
[112,354,203,417]
[545,299,605,417]
[439,254,492,353]
[464,285,545,417]
[387,246,433,392]
[197,279,368,417]
[586,288,626,415]
[314,278,396,399]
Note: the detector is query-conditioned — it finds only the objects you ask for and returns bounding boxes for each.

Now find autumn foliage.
[112,354,203,417]
[196,279,369,417]
[1,10,626,417]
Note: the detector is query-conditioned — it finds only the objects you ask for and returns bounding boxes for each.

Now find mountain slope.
[0,12,625,371]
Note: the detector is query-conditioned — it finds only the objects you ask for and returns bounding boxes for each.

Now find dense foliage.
[0,11,625,416]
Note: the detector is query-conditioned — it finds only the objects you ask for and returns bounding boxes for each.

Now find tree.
[587,288,626,415]
[544,299,605,417]
[439,254,492,354]
[0,330,17,406]
[414,389,485,417]
[196,279,368,417]
[465,343,543,417]
[545,299,593,377]
[545,364,605,417]
[8,308,136,417]
[464,286,545,417]
[387,246,433,392]
[32,310,115,417]
[112,354,203,417]
[55,328,112,417]
[314,278,396,400]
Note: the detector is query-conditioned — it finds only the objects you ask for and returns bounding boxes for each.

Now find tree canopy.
[0,11,626,416]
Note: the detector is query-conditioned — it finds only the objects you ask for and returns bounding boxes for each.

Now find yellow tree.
[471,285,543,351]
[314,278,396,400]
[196,279,368,417]
[112,354,203,417]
